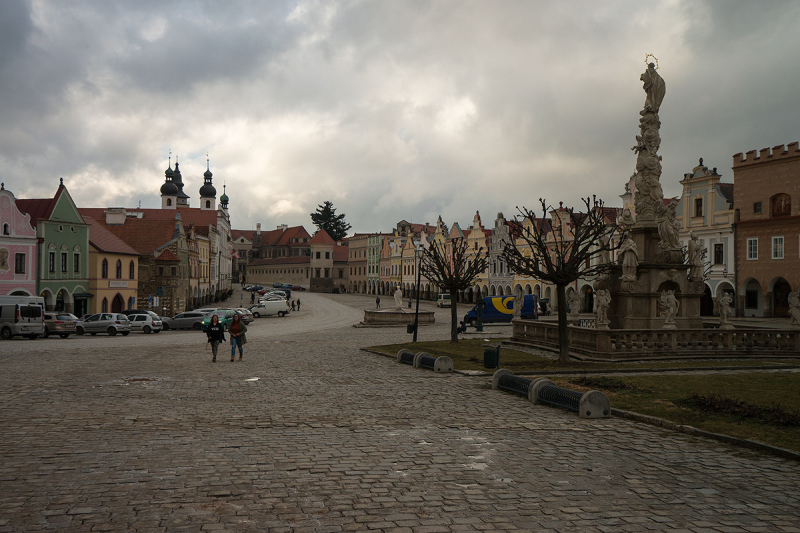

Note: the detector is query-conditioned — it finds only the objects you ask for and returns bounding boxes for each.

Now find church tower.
[172,157,191,207]
[160,158,178,209]
[199,158,217,210]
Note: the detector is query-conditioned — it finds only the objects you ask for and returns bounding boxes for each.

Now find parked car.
[77,313,131,336]
[162,311,208,330]
[234,308,254,324]
[290,285,306,291]
[0,295,45,340]
[272,282,285,288]
[128,311,163,334]
[249,299,290,318]
[200,309,236,331]
[247,285,263,292]
[42,312,78,338]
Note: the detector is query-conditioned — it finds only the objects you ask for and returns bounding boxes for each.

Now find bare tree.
[501,197,619,362]
[419,238,488,342]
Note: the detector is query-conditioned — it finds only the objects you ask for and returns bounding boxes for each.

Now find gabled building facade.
[0,184,38,296]
[17,179,91,315]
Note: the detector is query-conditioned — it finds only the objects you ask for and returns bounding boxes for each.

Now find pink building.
[0,184,38,296]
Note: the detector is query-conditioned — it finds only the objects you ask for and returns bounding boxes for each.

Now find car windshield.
[55,314,73,320]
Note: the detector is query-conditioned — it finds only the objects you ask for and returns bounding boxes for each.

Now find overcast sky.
[1,0,798,234]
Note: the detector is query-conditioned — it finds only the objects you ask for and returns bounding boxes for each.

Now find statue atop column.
[632,59,668,224]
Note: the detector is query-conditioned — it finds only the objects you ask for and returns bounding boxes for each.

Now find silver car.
[162,311,208,330]
[77,313,131,336]
[129,312,163,334]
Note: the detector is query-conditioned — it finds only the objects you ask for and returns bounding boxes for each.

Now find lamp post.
[413,244,423,342]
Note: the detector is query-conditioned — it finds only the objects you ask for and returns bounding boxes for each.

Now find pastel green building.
[16,179,91,316]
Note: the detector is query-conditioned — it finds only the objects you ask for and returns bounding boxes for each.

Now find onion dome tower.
[219,184,229,217]
[160,157,179,209]
[172,157,191,207]
[199,158,217,210]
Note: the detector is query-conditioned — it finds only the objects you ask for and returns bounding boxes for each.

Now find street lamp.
[413,244,423,342]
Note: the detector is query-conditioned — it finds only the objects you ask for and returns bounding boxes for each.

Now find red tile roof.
[79,213,179,256]
[309,229,335,245]
[155,249,180,262]
[15,183,68,223]
[84,217,139,256]
[333,245,349,263]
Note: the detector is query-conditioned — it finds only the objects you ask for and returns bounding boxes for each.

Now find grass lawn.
[367,339,797,372]
[553,373,800,452]
[367,340,800,452]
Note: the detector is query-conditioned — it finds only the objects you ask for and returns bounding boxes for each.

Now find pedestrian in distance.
[250,292,255,304]
[229,314,247,362]
[205,314,226,363]
[291,300,296,311]
[408,298,412,308]
[376,297,381,309]
[296,299,301,311]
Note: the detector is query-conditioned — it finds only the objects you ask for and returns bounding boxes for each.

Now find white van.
[436,294,451,308]
[0,295,46,340]
[249,299,290,318]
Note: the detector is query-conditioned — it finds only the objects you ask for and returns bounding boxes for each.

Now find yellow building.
[85,217,139,313]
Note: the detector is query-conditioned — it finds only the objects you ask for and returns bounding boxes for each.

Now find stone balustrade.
[511,319,800,360]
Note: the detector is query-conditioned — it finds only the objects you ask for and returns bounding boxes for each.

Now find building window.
[15,253,25,274]
[315,252,320,259]
[2,223,8,235]
[61,252,68,272]
[753,202,762,214]
[205,200,211,208]
[102,298,108,313]
[116,260,122,279]
[339,269,344,278]
[747,238,758,260]
[172,266,177,276]
[74,253,80,273]
[694,198,703,217]
[166,199,172,206]
[315,268,321,277]
[325,251,330,259]
[714,243,724,265]
[772,236,784,259]
[129,260,135,279]
[102,259,108,278]
[324,268,330,278]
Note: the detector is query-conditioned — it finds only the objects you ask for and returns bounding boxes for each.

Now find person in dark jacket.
[205,314,226,363]
[229,314,248,362]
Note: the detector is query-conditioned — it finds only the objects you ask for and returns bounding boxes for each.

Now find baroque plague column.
[601,61,702,329]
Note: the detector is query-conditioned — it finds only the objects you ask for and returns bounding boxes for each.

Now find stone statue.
[617,207,636,227]
[687,232,706,281]
[393,286,403,308]
[568,290,582,318]
[788,292,800,326]
[641,62,666,113]
[598,234,611,266]
[656,199,681,249]
[717,292,734,329]
[619,236,639,281]
[595,289,611,329]
[513,289,523,318]
[658,290,679,328]
[630,62,666,223]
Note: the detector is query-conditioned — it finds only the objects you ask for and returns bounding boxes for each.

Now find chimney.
[256,223,261,235]
[278,224,288,232]
[105,207,127,225]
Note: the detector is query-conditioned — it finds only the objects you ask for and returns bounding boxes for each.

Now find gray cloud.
[0,0,798,235]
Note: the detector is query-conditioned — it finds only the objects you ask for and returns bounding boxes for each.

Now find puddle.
[245,378,259,382]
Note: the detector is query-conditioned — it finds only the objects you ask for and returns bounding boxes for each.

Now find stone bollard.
[531,379,555,405]
[492,369,515,390]
[433,356,453,373]
[579,390,611,419]
[397,349,415,364]
[413,352,430,368]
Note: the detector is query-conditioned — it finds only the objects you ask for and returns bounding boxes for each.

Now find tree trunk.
[556,282,570,362]
[450,289,459,342]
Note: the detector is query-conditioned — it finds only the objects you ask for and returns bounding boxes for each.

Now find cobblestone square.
[1,293,799,532]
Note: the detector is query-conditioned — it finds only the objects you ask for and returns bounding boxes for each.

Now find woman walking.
[229,314,248,362]
[206,314,226,363]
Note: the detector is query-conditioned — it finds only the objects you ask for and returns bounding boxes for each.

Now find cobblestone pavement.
[1,291,799,532]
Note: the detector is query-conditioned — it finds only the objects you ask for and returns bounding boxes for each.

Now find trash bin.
[407,323,417,334]
[483,346,499,369]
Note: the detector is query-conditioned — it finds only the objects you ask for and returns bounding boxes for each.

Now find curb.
[611,408,800,461]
